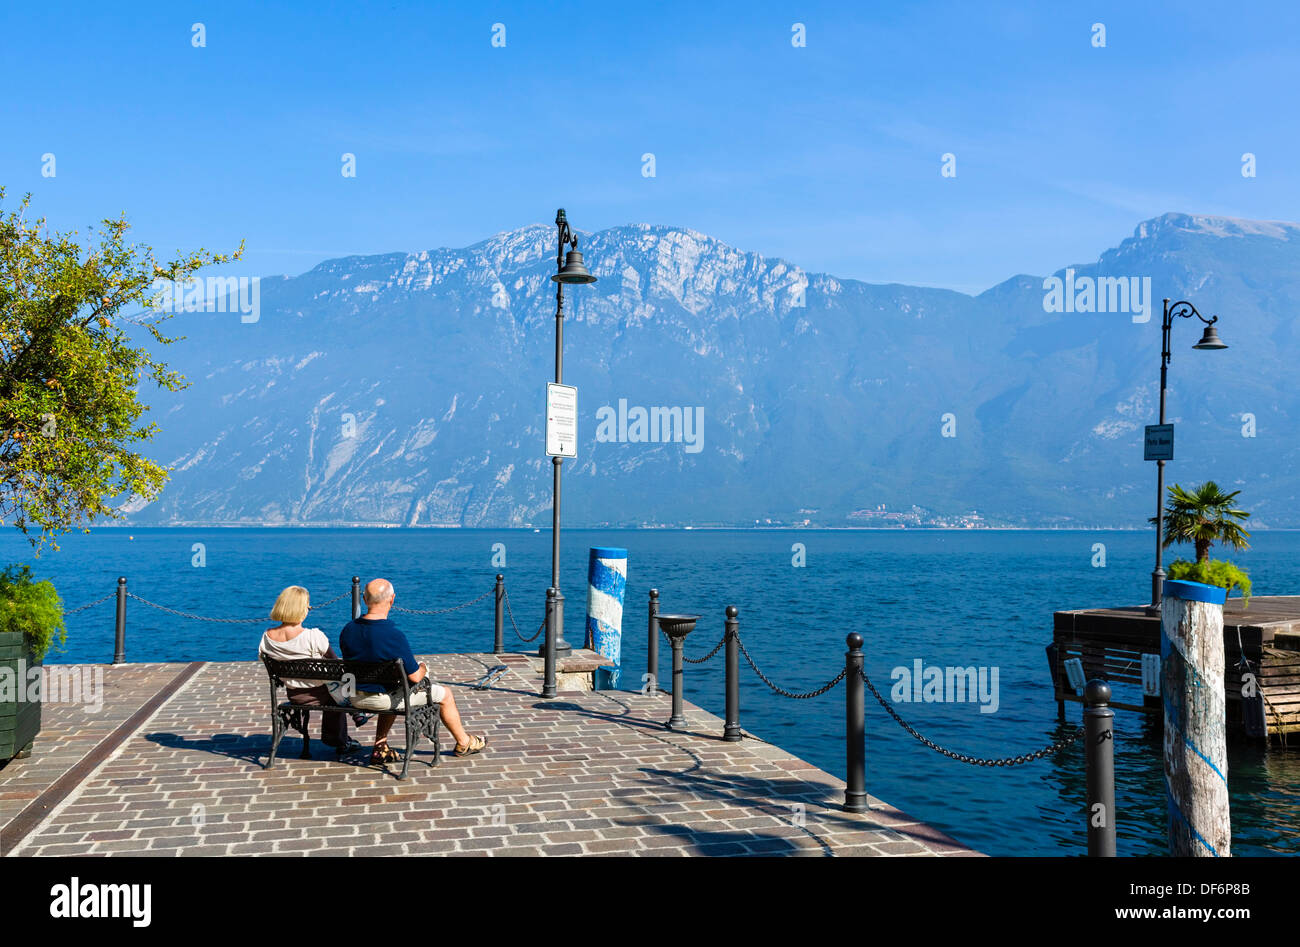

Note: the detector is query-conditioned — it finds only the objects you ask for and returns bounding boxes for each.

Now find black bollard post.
[112,577,127,665]
[844,632,867,813]
[537,589,566,657]
[351,576,361,620]
[723,606,741,742]
[494,574,505,655]
[1084,678,1117,857]
[667,631,687,730]
[647,589,660,694]
[542,588,557,699]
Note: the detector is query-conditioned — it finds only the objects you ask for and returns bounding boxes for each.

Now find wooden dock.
[1051,596,1300,739]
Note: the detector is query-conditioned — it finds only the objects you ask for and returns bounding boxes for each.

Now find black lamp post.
[1149,298,1227,612]
[545,209,597,657]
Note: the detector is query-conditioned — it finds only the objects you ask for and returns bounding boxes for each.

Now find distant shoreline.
[71,524,1300,533]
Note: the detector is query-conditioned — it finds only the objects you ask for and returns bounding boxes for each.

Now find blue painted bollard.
[586,546,627,690]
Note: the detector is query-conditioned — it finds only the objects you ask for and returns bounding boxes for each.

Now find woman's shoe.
[369,742,400,766]
[454,734,487,758]
[351,713,372,728]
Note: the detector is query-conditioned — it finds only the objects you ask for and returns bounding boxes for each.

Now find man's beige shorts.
[351,683,447,711]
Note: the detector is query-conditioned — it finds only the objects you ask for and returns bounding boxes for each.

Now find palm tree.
[1151,481,1251,563]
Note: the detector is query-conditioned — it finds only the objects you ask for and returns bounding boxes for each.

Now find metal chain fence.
[678,624,1080,763]
[681,632,727,664]
[126,593,271,624]
[123,586,490,624]
[309,591,350,610]
[736,633,847,699]
[390,587,493,616]
[62,593,115,616]
[106,576,1090,772]
[858,667,1084,766]
[503,588,544,643]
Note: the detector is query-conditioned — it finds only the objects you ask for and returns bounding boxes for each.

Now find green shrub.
[1167,558,1252,606]
[0,564,66,660]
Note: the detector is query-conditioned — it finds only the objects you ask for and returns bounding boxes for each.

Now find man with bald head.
[339,578,486,766]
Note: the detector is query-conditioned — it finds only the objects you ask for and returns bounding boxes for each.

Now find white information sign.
[1144,424,1174,461]
[545,383,578,458]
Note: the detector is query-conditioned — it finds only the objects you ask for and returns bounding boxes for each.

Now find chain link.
[682,633,727,664]
[63,592,115,616]
[126,593,271,623]
[736,633,846,699]
[503,588,545,643]
[858,667,1083,765]
[391,587,493,616]
[117,584,487,624]
[111,588,342,621]
[308,591,350,610]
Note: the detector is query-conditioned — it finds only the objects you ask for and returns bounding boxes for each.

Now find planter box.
[0,630,41,761]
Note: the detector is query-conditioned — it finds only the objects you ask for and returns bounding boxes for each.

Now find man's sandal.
[455,735,487,757]
[370,742,400,766]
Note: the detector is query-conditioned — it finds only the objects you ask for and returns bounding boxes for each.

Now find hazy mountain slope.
[124,214,1300,527]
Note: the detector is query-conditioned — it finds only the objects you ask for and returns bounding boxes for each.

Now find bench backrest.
[261,655,408,691]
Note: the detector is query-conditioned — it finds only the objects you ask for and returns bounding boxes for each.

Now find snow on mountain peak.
[1135,212,1299,241]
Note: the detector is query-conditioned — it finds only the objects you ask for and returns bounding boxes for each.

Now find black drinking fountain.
[657,613,700,730]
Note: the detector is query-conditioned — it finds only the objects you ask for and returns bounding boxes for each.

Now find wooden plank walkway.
[1052,595,1300,736]
[1,653,978,857]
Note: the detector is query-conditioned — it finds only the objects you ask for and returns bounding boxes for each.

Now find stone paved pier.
[1,653,978,857]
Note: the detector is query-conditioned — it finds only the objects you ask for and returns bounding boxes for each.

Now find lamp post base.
[537,590,572,657]
[1148,568,1166,617]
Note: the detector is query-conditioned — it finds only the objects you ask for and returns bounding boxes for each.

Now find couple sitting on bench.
[258,577,487,766]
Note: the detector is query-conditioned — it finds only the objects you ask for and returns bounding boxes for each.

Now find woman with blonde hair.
[258,586,362,755]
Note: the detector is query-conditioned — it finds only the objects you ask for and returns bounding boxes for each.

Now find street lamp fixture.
[554,244,596,285]
[544,209,597,660]
[1149,298,1227,613]
[1193,322,1227,350]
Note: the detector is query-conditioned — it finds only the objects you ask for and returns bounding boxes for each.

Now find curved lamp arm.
[1167,299,1218,328]
[1162,299,1222,369]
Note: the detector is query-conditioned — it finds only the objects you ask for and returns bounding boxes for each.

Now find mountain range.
[122,213,1300,528]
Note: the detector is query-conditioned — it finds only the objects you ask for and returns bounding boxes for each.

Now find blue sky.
[3,1,1297,293]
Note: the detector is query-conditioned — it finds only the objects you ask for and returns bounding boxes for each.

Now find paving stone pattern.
[1,653,979,857]
[1,663,185,840]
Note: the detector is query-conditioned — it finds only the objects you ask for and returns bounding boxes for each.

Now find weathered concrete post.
[1161,579,1231,857]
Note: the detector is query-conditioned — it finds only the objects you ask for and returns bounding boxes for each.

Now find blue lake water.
[10,527,1299,857]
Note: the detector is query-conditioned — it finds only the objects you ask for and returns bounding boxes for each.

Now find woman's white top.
[259,627,332,689]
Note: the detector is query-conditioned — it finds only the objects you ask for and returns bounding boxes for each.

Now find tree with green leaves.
[0,188,241,550]
[1152,481,1251,563]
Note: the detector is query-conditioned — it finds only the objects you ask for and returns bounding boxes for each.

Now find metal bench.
[260,656,441,780]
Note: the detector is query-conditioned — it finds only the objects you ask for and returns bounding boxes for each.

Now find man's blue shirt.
[339,617,419,692]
